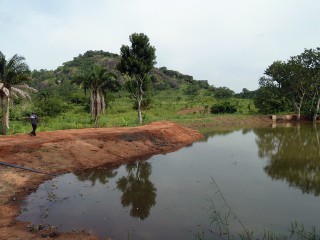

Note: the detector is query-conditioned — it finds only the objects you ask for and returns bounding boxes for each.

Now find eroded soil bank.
[0,121,203,239]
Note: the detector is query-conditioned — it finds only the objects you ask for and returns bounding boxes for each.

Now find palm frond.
[11,87,31,99]
[1,86,9,96]
[15,84,37,92]
[0,52,6,76]
[11,91,18,99]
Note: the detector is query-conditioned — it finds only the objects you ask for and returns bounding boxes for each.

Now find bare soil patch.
[0,121,202,239]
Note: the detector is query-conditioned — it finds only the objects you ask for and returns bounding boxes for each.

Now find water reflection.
[202,127,254,141]
[117,162,157,220]
[254,124,320,196]
[75,165,119,186]
[74,162,158,220]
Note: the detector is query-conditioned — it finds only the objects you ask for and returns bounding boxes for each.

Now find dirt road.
[0,121,203,239]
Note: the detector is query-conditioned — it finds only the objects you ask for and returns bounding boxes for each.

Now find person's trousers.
[31,124,37,136]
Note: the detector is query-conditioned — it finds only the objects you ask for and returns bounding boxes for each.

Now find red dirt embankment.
[0,121,203,239]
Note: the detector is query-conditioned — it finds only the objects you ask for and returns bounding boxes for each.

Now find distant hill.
[31,50,211,91]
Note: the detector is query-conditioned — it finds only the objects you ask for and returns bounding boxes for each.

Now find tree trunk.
[137,99,142,125]
[6,97,10,129]
[313,97,320,122]
[293,97,303,122]
[296,108,301,121]
[91,92,102,128]
[94,93,98,127]
[1,94,7,135]
[94,115,99,127]
[137,79,143,125]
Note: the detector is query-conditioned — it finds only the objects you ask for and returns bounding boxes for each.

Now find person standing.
[29,112,38,136]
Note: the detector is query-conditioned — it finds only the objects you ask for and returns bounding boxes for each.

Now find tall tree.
[264,59,310,121]
[298,48,320,121]
[213,86,235,99]
[117,33,156,124]
[286,56,310,120]
[260,48,320,120]
[73,65,118,127]
[0,52,34,135]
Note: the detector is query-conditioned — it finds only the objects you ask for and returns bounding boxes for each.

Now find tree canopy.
[73,65,119,126]
[255,47,320,119]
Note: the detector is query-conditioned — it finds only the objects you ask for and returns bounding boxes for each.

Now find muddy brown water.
[18,124,320,239]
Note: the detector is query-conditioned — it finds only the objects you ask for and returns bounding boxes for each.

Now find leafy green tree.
[287,57,311,120]
[213,87,235,99]
[31,69,56,89]
[73,65,119,126]
[36,89,54,101]
[254,84,291,114]
[263,59,310,120]
[235,88,256,99]
[298,48,320,120]
[261,49,320,120]
[0,52,35,135]
[185,83,200,100]
[117,33,156,124]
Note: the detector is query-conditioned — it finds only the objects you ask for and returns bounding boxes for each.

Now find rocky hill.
[31,50,210,91]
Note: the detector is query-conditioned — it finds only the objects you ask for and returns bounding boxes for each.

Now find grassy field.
[6,89,258,135]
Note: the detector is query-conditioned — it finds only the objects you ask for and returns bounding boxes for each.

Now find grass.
[5,90,258,135]
[195,178,320,240]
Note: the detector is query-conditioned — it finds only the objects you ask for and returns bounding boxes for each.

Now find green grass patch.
[5,90,259,135]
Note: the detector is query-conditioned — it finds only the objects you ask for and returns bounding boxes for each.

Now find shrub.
[210,101,237,114]
[35,98,70,117]
[253,87,291,114]
[69,92,88,105]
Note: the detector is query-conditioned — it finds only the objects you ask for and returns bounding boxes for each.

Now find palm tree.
[0,52,36,135]
[73,66,119,127]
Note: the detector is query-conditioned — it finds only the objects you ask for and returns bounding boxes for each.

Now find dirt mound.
[0,121,202,239]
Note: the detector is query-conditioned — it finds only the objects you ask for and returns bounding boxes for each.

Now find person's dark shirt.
[30,114,38,125]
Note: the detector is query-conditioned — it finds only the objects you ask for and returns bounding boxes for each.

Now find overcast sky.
[1,0,320,92]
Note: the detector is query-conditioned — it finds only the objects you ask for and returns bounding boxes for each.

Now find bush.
[211,101,237,114]
[69,92,88,105]
[35,98,70,117]
[253,87,291,114]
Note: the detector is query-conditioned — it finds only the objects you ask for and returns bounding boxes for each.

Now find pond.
[18,123,320,239]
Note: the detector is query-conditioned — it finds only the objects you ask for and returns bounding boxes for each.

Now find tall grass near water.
[195,178,320,240]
